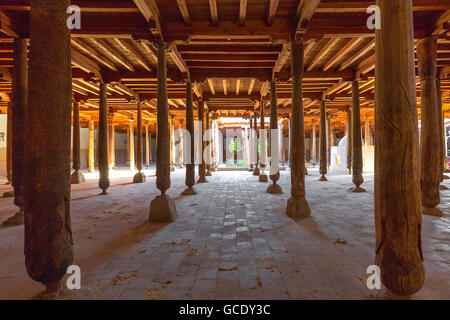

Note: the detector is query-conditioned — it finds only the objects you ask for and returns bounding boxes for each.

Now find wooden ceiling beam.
[248,79,255,95]
[223,79,227,95]
[306,37,340,71]
[133,0,163,39]
[295,0,322,38]
[114,38,152,72]
[176,0,191,26]
[239,0,248,27]
[168,42,190,81]
[209,0,219,26]
[181,53,278,61]
[90,38,135,72]
[71,49,102,80]
[267,0,280,26]
[71,39,118,72]
[208,79,216,95]
[323,37,364,71]
[339,39,375,71]
[236,80,240,95]
[177,43,282,54]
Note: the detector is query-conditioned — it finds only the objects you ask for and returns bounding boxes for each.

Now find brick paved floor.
[0,166,448,299]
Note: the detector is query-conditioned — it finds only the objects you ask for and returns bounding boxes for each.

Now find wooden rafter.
[295,0,322,37]
[133,0,163,38]
[209,0,219,26]
[248,79,255,95]
[114,38,152,72]
[267,0,280,26]
[322,38,364,72]
[307,38,340,71]
[71,39,118,72]
[90,38,135,72]
[236,80,240,95]
[239,0,248,26]
[339,39,375,71]
[208,79,216,95]
[169,43,190,80]
[223,79,227,95]
[176,0,191,25]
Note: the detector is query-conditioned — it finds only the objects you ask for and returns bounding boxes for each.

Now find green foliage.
[228,137,243,153]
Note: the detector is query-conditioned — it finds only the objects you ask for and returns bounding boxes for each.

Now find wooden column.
[107,113,115,170]
[365,118,371,146]
[24,0,73,293]
[346,108,352,174]
[259,100,268,182]
[197,101,207,183]
[182,81,196,195]
[149,41,177,222]
[6,102,12,185]
[280,123,286,166]
[98,83,110,195]
[417,37,442,216]
[205,111,211,176]
[375,0,424,297]
[179,119,184,168]
[133,100,146,183]
[70,100,85,184]
[145,123,151,168]
[311,122,317,166]
[248,117,254,170]
[129,119,135,171]
[327,117,331,167]
[126,126,130,166]
[267,80,281,193]
[3,38,27,226]
[252,110,260,175]
[285,40,310,219]
[351,80,365,192]
[170,115,176,171]
[437,79,447,189]
[319,100,327,181]
[88,119,95,172]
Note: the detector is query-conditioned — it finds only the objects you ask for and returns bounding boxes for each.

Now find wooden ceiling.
[0,0,449,134]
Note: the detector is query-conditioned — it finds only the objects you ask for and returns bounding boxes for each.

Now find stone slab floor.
[0,167,449,300]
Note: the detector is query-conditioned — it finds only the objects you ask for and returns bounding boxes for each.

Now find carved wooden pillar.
[319,100,327,181]
[252,110,260,175]
[98,83,110,195]
[6,102,12,185]
[133,100,146,183]
[24,0,73,293]
[107,113,115,170]
[129,119,135,171]
[375,0,424,297]
[248,117,254,170]
[182,81,196,195]
[417,37,441,216]
[149,41,177,222]
[179,119,184,169]
[437,79,447,189]
[326,117,331,167]
[267,80,281,193]
[352,80,365,192]
[365,118,370,146]
[88,119,95,172]
[145,122,151,168]
[3,38,27,226]
[170,115,176,171]
[205,111,211,176]
[70,100,85,184]
[285,40,310,219]
[197,101,207,183]
[259,100,268,182]
[311,122,317,166]
[346,108,352,174]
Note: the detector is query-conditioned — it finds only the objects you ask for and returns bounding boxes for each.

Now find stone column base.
[70,171,86,184]
[266,183,282,194]
[422,206,443,217]
[285,196,311,219]
[319,175,328,181]
[133,171,146,183]
[253,167,260,176]
[259,174,268,182]
[181,187,197,195]
[149,194,178,223]
[2,210,24,226]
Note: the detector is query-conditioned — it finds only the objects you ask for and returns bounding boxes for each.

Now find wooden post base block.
[3,191,14,198]
[285,196,311,219]
[170,165,176,172]
[149,194,178,223]
[439,185,448,190]
[181,187,197,196]
[70,171,86,184]
[259,174,268,182]
[266,183,282,194]
[133,172,146,183]
[253,168,260,176]
[2,210,24,226]
[443,175,450,179]
[319,175,328,181]
[197,177,208,183]
[352,186,366,193]
[422,206,443,217]
[206,172,212,176]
